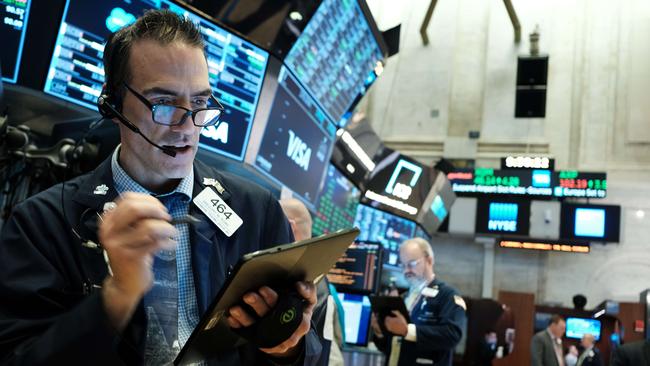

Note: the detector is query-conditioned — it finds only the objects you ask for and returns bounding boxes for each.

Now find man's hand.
[384,310,408,337]
[226,281,316,358]
[98,192,176,330]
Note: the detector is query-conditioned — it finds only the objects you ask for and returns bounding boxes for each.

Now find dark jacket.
[0,157,322,365]
[373,278,466,366]
[611,340,650,366]
[578,346,602,366]
[530,330,560,366]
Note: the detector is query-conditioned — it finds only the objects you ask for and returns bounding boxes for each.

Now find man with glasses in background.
[371,237,466,366]
[0,9,321,365]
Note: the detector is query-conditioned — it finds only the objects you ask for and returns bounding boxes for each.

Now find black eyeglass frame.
[123,83,225,127]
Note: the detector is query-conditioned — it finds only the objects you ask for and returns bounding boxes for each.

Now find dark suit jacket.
[530,330,560,366]
[0,157,322,365]
[578,346,602,366]
[611,340,650,366]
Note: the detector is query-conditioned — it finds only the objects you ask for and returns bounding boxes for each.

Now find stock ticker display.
[254,66,336,206]
[327,242,381,294]
[0,0,31,83]
[353,204,417,266]
[312,164,360,237]
[448,168,607,199]
[284,0,384,126]
[43,0,268,160]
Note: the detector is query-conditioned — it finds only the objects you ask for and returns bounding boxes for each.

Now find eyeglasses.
[123,83,225,127]
[399,257,425,270]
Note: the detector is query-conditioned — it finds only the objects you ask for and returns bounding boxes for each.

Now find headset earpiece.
[97,93,116,119]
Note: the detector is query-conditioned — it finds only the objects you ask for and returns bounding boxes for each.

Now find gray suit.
[531,330,561,366]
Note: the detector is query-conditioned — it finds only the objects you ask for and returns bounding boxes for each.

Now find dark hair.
[102,9,205,107]
[549,314,564,326]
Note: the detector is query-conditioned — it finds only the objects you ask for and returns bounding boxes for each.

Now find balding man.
[279,198,344,366]
[371,237,467,366]
[576,334,601,366]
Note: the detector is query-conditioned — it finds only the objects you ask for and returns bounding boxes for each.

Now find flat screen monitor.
[475,199,531,236]
[283,0,386,126]
[43,0,268,161]
[361,152,439,222]
[560,203,621,242]
[0,0,31,83]
[354,204,417,266]
[337,292,372,347]
[312,164,361,237]
[252,65,337,206]
[565,317,601,341]
[327,242,382,294]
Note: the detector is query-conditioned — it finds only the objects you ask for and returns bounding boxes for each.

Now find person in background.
[565,345,579,366]
[279,198,345,366]
[576,334,601,366]
[370,237,466,366]
[610,339,650,366]
[475,330,498,366]
[531,314,567,366]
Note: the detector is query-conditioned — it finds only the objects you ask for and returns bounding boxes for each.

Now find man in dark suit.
[611,339,650,366]
[371,237,467,366]
[530,315,566,366]
[576,334,601,366]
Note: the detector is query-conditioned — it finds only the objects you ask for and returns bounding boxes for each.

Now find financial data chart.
[254,66,336,206]
[43,0,268,160]
[353,204,417,266]
[327,242,381,294]
[0,0,31,83]
[312,164,360,236]
[284,0,384,126]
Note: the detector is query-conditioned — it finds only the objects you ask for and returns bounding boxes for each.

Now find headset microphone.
[97,95,176,157]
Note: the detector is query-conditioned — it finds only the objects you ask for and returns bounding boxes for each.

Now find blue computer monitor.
[337,292,372,347]
[565,317,601,341]
[560,203,621,242]
[283,0,386,127]
[0,0,32,83]
[253,65,337,207]
[43,0,268,161]
[312,164,360,237]
[354,204,417,266]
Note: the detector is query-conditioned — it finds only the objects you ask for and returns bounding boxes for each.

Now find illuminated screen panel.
[253,65,337,206]
[312,164,361,237]
[327,242,381,294]
[559,203,620,242]
[284,0,385,126]
[475,199,530,236]
[0,0,31,83]
[565,317,601,341]
[43,0,268,161]
[353,204,417,266]
[337,292,372,347]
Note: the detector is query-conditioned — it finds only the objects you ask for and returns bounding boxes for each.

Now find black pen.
[170,214,201,226]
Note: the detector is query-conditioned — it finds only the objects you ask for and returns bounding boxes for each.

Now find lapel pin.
[93,184,109,195]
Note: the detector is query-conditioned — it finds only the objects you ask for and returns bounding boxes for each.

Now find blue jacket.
[0,157,322,365]
[374,278,466,366]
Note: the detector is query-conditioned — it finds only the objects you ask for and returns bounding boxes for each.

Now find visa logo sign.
[287,130,311,171]
[201,122,229,144]
[488,202,518,232]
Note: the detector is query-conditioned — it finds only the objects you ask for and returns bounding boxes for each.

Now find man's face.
[580,335,593,349]
[399,243,432,287]
[117,39,211,190]
[549,320,566,339]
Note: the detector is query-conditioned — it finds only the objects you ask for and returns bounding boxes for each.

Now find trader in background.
[530,315,567,366]
[576,334,601,366]
[279,198,345,366]
[371,237,466,366]
[0,10,320,365]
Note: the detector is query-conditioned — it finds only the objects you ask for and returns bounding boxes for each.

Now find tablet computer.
[174,228,360,365]
[369,295,411,335]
